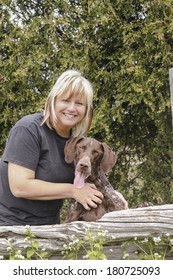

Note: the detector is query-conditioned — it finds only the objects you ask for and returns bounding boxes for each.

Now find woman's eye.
[62,99,69,103]
[76,101,83,106]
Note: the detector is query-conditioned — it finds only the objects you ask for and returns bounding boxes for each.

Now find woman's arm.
[8,163,103,210]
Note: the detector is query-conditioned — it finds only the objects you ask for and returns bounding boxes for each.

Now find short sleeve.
[3,126,40,171]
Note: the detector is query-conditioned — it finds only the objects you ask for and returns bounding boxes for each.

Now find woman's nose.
[67,102,76,110]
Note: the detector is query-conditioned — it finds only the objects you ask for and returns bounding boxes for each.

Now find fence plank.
[0,204,173,259]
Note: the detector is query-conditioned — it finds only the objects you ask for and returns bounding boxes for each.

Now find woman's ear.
[100,143,117,173]
[64,136,84,163]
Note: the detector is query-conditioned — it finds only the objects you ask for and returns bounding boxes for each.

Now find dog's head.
[64,136,117,188]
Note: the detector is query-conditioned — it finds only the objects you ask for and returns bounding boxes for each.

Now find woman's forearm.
[18,179,74,200]
[8,162,74,200]
[8,162,103,209]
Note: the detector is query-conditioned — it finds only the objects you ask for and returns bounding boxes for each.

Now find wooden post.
[169,68,173,127]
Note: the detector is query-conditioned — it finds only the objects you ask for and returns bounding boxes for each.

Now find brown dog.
[64,136,128,222]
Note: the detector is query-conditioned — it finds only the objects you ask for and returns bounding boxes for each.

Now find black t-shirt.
[0,113,75,225]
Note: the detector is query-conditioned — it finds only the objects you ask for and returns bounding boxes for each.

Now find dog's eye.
[92,150,100,156]
[78,145,86,151]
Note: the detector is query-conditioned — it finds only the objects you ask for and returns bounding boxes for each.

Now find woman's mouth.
[63,113,77,119]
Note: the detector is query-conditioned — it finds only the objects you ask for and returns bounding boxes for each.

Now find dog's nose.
[79,163,89,169]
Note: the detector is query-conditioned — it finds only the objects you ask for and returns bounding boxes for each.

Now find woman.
[0,69,103,225]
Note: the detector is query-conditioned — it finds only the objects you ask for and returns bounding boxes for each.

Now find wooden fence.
[0,204,173,259]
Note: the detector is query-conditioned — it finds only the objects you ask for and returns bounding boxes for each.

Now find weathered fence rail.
[0,204,173,259]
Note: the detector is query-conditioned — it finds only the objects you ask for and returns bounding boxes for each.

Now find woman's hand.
[72,183,103,210]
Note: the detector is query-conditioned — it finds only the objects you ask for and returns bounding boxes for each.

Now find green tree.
[1,0,173,206]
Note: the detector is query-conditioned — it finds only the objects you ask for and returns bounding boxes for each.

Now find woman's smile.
[63,112,77,118]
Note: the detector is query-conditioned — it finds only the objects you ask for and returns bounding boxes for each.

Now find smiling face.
[54,90,87,137]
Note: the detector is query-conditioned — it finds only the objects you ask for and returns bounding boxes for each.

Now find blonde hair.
[42,69,93,137]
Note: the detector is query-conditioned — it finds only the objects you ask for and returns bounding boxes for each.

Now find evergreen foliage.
[1,0,173,206]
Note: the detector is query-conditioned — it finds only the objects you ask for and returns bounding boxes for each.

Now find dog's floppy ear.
[64,136,84,163]
[100,143,117,173]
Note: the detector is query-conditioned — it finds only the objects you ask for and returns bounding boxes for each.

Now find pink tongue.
[74,171,87,189]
